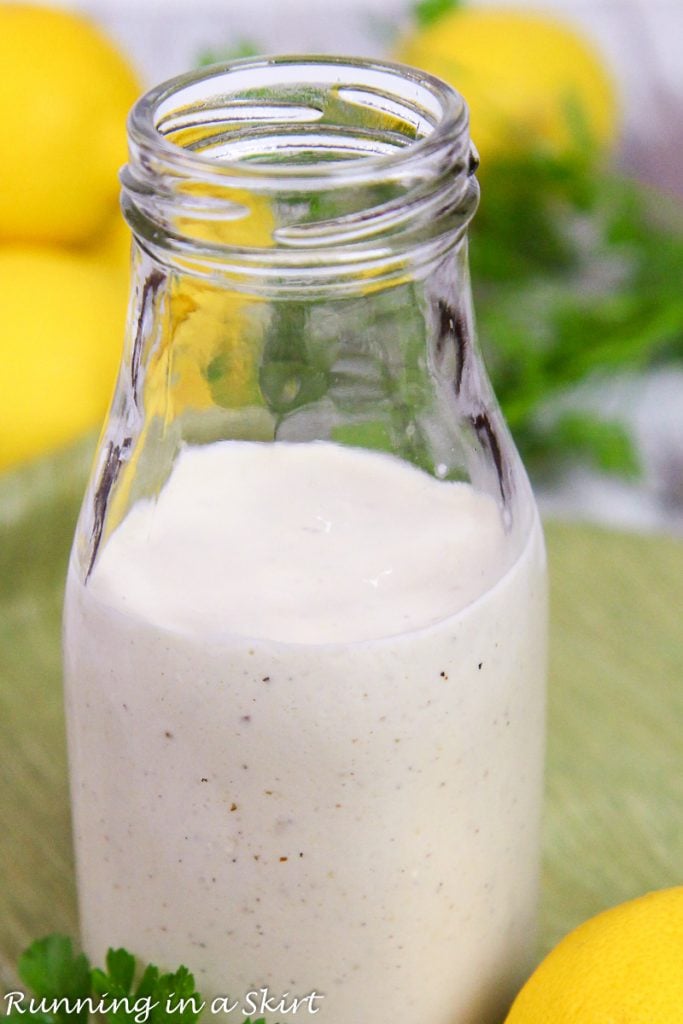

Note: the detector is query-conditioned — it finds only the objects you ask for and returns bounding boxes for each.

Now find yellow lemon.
[0,4,141,245]
[0,246,127,470]
[86,209,133,276]
[394,7,618,163]
[506,887,683,1022]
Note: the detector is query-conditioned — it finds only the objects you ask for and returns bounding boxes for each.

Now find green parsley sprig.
[3,935,265,1024]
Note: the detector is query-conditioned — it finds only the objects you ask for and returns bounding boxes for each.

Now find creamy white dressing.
[63,441,547,1024]
[86,441,511,644]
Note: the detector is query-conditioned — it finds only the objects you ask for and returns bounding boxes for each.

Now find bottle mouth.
[122,55,479,292]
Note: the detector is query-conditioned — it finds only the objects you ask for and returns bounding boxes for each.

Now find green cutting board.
[1,441,682,990]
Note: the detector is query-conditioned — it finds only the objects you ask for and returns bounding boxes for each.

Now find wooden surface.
[1,442,682,990]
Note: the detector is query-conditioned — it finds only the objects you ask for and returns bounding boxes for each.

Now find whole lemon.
[0,246,127,470]
[395,6,618,163]
[506,887,683,1022]
[0,4,140,245]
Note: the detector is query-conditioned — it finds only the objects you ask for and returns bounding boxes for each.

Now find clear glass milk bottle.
[63,56,547,1024]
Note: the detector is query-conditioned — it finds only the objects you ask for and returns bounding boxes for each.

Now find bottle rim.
[128,54,469,185]
[121,54,478,291]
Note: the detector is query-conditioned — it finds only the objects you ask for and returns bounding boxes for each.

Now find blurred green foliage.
[471,147,683,477]
[414,0,461,27]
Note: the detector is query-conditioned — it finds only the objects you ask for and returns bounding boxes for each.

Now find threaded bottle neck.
[121,55,479,296]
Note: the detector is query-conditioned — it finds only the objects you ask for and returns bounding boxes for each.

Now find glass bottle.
[63,56,547,1024]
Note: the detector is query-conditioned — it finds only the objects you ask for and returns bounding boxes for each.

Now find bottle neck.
[121,55,479,298]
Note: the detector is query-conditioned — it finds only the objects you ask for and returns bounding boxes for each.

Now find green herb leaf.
[134,964,161,1002]
[18,936,91,1024]
[149,966,204,1024]
[14,938,233,1024]
[105,949,136,994]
